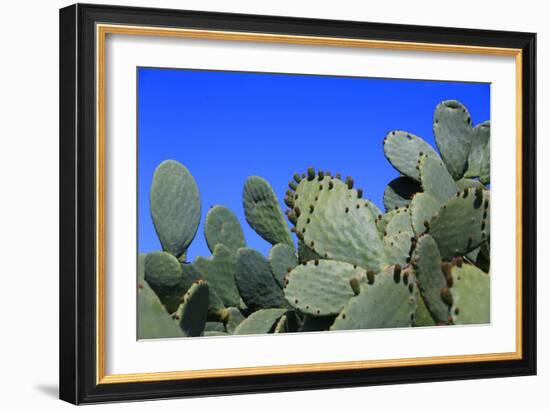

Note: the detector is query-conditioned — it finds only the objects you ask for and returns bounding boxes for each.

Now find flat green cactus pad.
[410,192,440,235]
[430,188,490,260]
[419,152,458,205]
[193,243,241,307]
[177,281,210,337]
[479,141,491,184]
[383,177,422,212]
[143,251,188,313]
[243,176,292,246]
[233,308,287,335]
[412,234,450,324]
[465,121,490,178]
[331,265,417,331]
[449,264,490,325]
[433,100,473,180]
[269,243,298,288]
[224,306,245,334]
[375,209,395,237]
[179,263,225,319]
[290,174,385,271]
[144,251,183,288]
[204,205,245,253]
[150,160,201,259]
[284,260,359,316]
[138,281,183,339]
[384,231,413,266]
[383,130,439,181]
[235,248,286,310]
[384,208,413,237]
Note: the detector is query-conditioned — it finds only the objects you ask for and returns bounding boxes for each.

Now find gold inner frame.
[96,23,523,385]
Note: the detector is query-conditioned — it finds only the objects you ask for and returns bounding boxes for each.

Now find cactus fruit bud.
[393,264,401,283]
[318,170,325,180]
[287,212,297,225]
[357,188,363,198]
[288,181,297,191]
[284,195,294,208]
[345,176,354,189]
[366,269,375,285]
[307,167,316,180]
[349,277,361,295]
[294,206,301,217]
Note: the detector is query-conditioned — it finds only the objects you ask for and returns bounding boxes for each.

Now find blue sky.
[138,67,490,260]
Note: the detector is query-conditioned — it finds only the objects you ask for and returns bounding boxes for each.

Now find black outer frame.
[59,3,537,405]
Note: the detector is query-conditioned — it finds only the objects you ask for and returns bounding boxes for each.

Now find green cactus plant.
[138,99,490,339]
[150,160,201,260]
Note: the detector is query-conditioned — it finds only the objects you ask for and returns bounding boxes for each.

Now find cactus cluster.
[138,99,490,339]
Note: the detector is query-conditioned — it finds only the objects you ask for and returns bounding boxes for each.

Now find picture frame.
[59,3,537,404]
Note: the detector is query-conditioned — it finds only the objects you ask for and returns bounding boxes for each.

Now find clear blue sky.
[138,67,490,260]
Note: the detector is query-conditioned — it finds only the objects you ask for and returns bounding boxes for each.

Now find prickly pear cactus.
[150,160,200,260]
[138,99,490,339]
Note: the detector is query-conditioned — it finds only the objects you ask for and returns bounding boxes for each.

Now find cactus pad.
[419,152,458,205]
[243,176,292,246]
[235,248,286,310]
[410,192,440,235]
[433,100,473,180]
[233,308,287,335]
[449,264,490,325]
[204,205,245,252]
[465,121,490,178]
[138,281,183,339]
[384,208,413,237]
[331,265,417,330]
[144,251,183,288]
[143,251,187,313]
[150,160,200,259]
[412,234,450,324]
[224,306,245,334]
[384,231,413,266]
[269,243,298,288]
[177,281,210,337]
[383,177,422,211]
[284,260,358,316]
[290,174,386,271]
[383,130,438,181]
[193,243,241,307]
[430,188,490,260]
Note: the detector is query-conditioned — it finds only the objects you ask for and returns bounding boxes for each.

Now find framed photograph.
[59,3,536,404]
